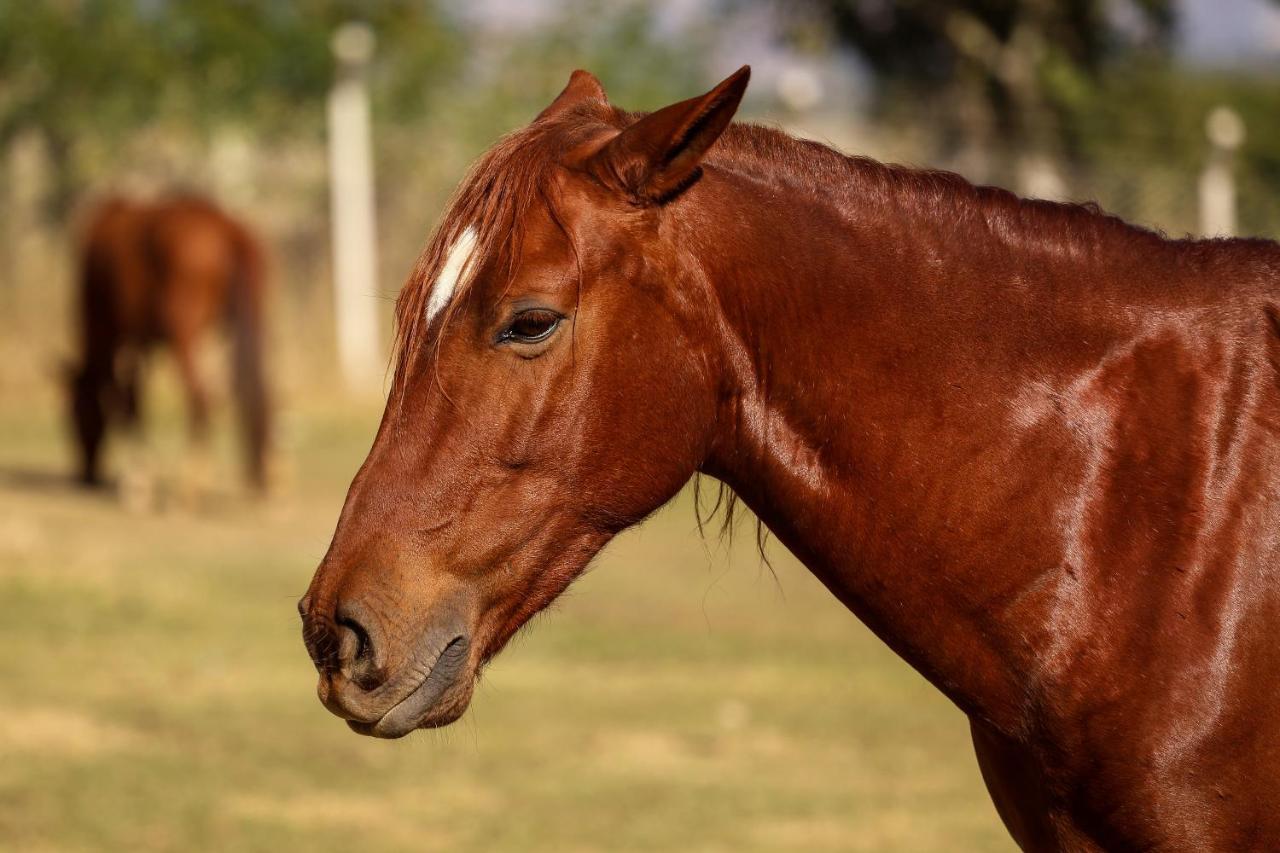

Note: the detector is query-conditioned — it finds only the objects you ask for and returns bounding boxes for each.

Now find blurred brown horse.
[302,69,1280,850]
[68,195,270,493]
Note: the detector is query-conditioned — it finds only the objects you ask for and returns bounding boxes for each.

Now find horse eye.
[500,309,561,344]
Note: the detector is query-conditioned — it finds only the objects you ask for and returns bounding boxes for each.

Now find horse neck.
[688,164,1094,731]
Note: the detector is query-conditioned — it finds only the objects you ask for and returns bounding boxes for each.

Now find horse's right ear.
[537,70,608,121]
[587,66,750,204]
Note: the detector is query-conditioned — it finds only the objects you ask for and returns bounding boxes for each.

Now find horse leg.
[69,363,110,487]
[228,230,272,495]
[69,272,119,488]
[172,336,213,507]
[230,305,271,494]
[113,347,157,512]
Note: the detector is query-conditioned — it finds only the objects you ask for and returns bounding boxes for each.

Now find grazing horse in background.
[68,195,270,495]
[300,68,1280,850]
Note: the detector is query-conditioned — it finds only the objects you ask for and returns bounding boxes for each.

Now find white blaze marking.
[426,226,478,325]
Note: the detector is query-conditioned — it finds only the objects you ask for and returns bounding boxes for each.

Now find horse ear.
[588,66,750,203]
[537,69,608,121]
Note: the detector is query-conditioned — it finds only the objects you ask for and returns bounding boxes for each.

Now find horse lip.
[351,635,470,739]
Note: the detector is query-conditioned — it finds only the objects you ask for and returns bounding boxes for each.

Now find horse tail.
[227,221,272,493]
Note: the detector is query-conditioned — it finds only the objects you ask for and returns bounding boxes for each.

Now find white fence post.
[327,21,381,390]
[1199,106,1245,238]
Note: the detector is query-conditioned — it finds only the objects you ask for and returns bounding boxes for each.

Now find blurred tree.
[1062,60,1280,236]
[459,0,708,137]
[787,0,1176,185]
[0,1,462,214]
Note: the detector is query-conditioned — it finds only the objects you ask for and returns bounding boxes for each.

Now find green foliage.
[429,0,710,150]
[0,1,462,142]
[1059,61,1280,235]
[1062,63,1279,170]
[790,0,1177,156]
[0,0,712,218]
[0,0,464,214]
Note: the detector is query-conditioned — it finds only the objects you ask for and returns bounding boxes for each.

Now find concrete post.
[327,22,381,390]
[1199,106,1245,238]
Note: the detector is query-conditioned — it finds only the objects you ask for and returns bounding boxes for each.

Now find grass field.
[0,369,1012,851]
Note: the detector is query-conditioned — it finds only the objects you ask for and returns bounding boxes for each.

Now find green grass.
[0,380,1012,852]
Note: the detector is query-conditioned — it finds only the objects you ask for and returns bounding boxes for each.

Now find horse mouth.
[348,635,471,739]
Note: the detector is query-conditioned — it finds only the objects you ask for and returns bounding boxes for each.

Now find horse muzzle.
[300,593,472,738]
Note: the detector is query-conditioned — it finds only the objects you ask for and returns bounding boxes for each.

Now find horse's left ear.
[537,70,609,121]
[588,66,750,204]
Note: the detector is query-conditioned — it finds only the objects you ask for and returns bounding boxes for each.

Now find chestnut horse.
[301,69,1280,850]
[68,195,270,493]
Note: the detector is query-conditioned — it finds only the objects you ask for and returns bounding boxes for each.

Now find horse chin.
[351,686,474,739]
[348,695,471,739]
[346,637,476,739]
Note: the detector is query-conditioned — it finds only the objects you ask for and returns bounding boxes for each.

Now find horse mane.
[709,120,1174,257]
[391,104,615,383]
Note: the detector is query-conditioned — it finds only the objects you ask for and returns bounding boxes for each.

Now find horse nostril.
[297,594,311,619]
[334,601,381,690]
[335,615,367,664]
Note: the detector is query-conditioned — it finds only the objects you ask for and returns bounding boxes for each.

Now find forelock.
[391,106,619,379]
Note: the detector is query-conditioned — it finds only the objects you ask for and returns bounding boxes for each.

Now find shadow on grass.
[0,464,99,496]
[0,464,250,517]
